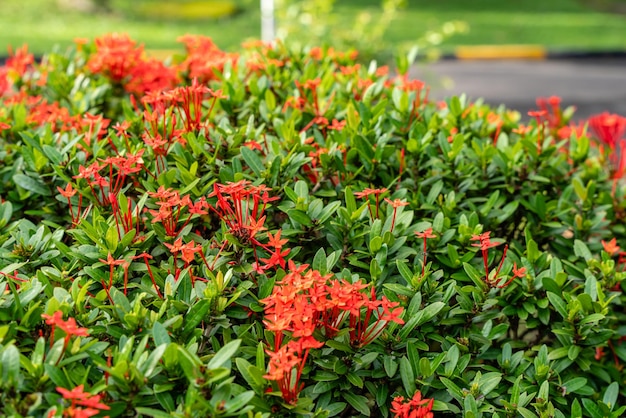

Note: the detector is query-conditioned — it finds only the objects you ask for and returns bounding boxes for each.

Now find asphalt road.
[413,58,626,121]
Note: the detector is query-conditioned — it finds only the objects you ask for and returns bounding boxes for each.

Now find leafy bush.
[1,35,626,417]
[274,0,467,62]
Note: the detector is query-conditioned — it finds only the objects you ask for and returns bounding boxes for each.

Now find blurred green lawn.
[1,0,625,54]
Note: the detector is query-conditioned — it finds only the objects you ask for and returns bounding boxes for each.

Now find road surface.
[413,58,626,120]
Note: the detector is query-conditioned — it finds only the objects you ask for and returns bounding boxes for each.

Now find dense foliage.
[1,34,626,417]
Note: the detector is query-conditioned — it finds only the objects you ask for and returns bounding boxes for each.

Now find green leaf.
[383,356,398,378]
[542,277,561,294]
[572,177,586,200]
[208,339,241,369]
[603,381,619,410]
[383,283,415,297]
[567,345,581,361]
[426,181,443,205]
[346,372,363,388]
[579,313,604,325]
[240,146,265,177]
[342,392,370,416]
[135,408,176,418]
[0,201,12,227]
[183,299,211,335]
[152,321,171,346]
[582,399,604,418]
[417,302,445,326]
[547,291,568,318]
[44,363,71,388]
[464,394,478,417]
[105,225,118,252]
[224,390,255,412]
[518,407,539,418]
[265,89,276,111]
[571,399,582,418]
[480,372,502,395]
[13,173,51,196]
[574,240,593,261]
[313,248,328,275]
[563,377,587,394]
[463,262,486,289]
[177,345,201,380]
[396,260,414,284]
[235,358,266,393]
[42,145,63,165]
[287,209,312,227]
[140,344,167,378]
[440,376,463,401]
[449,96,462,117]
[399,356,416,395]
[548,346,569,361]
[1,344,20,387]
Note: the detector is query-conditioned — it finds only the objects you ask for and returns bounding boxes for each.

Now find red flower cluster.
[390,391,434,418]
[99,252,129,301]
[385,197,409,232]
[148,186,208,237]
[177,34,238,83]
[55,384,110,418]
[5,45,34,81]
[415,228,437,278]
[589,112,626,179]
[86,33,178,95]
[535,96,564,131]
[354,187,388,220]
[42,311,89,359]
[163,237,210,285]
[209,180,277,249]
[471,232,525,288]
[294,78,337,133]
[73,150,144,207]
[261,261,404,404]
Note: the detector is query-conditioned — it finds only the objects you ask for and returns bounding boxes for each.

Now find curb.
[440,45,626,60]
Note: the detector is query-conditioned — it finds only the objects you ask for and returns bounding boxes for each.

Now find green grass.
[1,0,625,55]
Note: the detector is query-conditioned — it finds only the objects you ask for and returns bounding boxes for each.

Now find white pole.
[260,0,275,43]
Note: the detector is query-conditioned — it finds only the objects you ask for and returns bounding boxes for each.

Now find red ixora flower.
[415,228,437,277]
[589,112,626,149]
[391,390,434,418]
[471,231,513,288]
[354,187,388,219]
[602,238,621,256]
[384,198,409,232]
[56,384,110,417]
[588,112,626,181]
[42,311,90,361]
[42,311,89,339]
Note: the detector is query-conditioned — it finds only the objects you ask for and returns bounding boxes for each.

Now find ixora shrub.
[1,33,626,417]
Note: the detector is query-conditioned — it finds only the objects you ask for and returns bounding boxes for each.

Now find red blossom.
[589,112,626,181]
[589,112,626,149]
[471,232,509,287]
[602,238,621,256]
[261,262,403,404]
[384,198,409,232]
[354,187,388,219]
[6,45,34,79]
[391,391,434,418]
[177,35,238,83]
[42,311,89,359]
[415,228,437,278]
[56,385,110,417]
